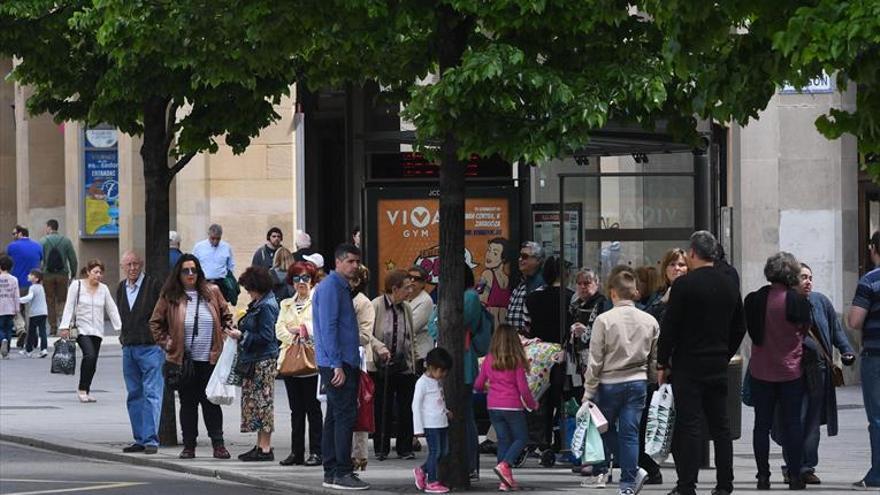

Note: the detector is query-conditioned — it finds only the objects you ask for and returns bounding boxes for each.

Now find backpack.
[468,305,493,357]
[46,239,65,273]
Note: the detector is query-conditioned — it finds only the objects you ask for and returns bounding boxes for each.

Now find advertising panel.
[82,127,120,237]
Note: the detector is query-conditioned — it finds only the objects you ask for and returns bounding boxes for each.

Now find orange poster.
[375,197,512,291]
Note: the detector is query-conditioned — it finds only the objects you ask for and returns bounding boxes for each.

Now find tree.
[0,0,297,445]
[271,0,703,487]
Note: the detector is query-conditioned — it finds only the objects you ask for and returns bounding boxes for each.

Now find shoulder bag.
[279,335,317,377]
[808,325,845,387]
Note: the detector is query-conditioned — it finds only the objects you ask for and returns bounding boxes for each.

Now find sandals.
[77,391,97,403]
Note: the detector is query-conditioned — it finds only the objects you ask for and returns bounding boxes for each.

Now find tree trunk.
[436,4,471,489]
[141,96,176,446]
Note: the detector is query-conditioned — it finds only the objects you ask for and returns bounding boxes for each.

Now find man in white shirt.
[192,224,237,303]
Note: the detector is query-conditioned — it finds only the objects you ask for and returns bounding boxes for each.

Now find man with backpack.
[40,219,77,336]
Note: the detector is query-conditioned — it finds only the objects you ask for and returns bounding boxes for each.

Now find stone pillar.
[118,133,146,257]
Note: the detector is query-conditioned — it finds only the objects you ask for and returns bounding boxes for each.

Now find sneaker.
[494,461,515,488]
[589,471,612,489]
[305,453,322,466]
[240,447,274,462]
[513,447,531,468]
[414,466,427,491]
[499,482,511,492]
[634,468,649,494]
[398,452,416,460]
[646,471,663,485]
[213,444,231,459]
[18,349,28,357]
[39,349,48,358]
[144,445,158,454]
[122,444,145,453]
[852,479,880,490]
[425,481,450,493]
[469,470,480,482]
[619,489,635,495]
[323,475,334,488]
[238,446,258,460]
[1,339,9,357]
[330,473,370,490]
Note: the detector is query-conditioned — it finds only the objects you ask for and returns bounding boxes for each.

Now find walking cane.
[378,359,392,460]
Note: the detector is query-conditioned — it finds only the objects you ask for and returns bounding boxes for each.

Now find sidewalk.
[0,337,873,494]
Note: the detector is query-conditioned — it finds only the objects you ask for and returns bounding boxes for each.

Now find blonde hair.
[490,325,528,371]
[273,247,295,271]
[609,271,639,301]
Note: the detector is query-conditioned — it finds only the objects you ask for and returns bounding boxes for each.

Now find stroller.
[514,337,565,467]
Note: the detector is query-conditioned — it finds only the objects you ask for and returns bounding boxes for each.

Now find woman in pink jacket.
[474,324,538,491]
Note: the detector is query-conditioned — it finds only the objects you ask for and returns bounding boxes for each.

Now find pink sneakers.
[413,467,427,491]
[424,481,450,493]
[493,461,516,488]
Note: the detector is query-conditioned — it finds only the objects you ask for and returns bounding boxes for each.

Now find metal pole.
[558,175,569,458]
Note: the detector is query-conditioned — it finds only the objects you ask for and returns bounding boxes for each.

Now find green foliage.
[0,0,296,157]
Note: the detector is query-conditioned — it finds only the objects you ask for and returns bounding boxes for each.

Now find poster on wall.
[82,127,120,237]
[365,187,519,308]
[532,203,582,268]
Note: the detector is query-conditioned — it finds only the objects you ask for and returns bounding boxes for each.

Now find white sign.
[780,73,834,94]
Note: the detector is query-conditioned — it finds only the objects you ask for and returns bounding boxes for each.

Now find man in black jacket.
[657,231,746,495]
[116,251,164,454]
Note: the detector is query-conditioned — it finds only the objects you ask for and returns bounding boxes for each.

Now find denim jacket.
[237,292,280,364]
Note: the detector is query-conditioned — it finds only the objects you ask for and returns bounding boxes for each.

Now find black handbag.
[164,294,200,390]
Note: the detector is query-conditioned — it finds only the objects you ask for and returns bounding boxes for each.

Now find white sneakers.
[580,467,647,494]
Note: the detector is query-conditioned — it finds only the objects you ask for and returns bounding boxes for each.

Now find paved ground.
[0,336,874,493]
[0,442,282,494]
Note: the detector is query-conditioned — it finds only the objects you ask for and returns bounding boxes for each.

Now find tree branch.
[168,152,196,179]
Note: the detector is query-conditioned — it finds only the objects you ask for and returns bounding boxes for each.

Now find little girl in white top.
[412,347,453,494]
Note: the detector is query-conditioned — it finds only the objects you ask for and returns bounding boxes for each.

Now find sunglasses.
[519,252,535,260]
[181,267,198,276]
[408,274,423,282]
[291,275,312,283]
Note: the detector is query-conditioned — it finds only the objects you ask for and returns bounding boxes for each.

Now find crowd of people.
[0,220,878,494]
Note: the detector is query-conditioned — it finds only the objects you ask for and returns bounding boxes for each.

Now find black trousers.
[671,372,734,495]
[372,371,416,456]
[179,361,224,448]
[284,375,323,457]
[76,335,102,393]
[639,382,661,476]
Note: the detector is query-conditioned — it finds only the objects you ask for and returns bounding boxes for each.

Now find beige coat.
[583,301,659,399]
[354,292,387,372]
[370,295,417,374]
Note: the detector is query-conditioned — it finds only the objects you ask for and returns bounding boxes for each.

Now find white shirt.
[60,281,122,337]
[192,239,235,280]
[412,374,448,434]
[409,290,435,360]
[125,272,144,310]
[20,283,48,317]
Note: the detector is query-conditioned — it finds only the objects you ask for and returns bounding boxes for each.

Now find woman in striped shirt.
[150,254,233,460]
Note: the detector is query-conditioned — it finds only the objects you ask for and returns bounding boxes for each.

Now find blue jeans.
[752,377,804,478]
[423,428,449,483]
[320,365,358,479]
[489,409,528,465]
[0,315,13,342]
[862,351,880,486]
[123,345,165,447]
[594,380,647,490]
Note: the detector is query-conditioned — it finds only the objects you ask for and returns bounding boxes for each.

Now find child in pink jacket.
[474,325,538,491]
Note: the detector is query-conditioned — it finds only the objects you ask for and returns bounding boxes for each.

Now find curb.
[0,433,396,494]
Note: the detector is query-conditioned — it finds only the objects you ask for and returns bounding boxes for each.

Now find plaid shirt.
[506,281,531,331]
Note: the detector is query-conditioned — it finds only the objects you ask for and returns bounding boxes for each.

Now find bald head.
[121,251,144,283]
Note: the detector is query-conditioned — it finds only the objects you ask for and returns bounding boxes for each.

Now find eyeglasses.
[519,252,535,260]
[291,275,312,283]
[181,268,198,275]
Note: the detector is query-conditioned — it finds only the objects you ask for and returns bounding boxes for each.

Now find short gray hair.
[208,224,223,237]
[521,241,545,261]
[169,230,181,248]
[689,230,717,261]
[575,268,600,284]
[764,251,801,287]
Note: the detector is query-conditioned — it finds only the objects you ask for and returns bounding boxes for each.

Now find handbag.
[808,325,845,387]
[278,338,317,377]
[353,370,376,432]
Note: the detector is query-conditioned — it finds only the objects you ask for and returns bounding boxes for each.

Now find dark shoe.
[376,452,387,461]
[122,444,145,453]
[469,470,480,482]
[305,453,323,466]
[238,446,258,460]
[711,490,732,495]
[413,438,422,452]
[144,445,158,455]
[331,473,370,491]
[397,452,415,460]
[539,449,555,467]
[280,454,304,466]
[802,472,821,485]
[213,444,231,459]
[323,475,335,488]
[240,447,274,462]
[757,474,771,490]
[789,479,806,490]
[179,447,195,459]
[646,471,663,485]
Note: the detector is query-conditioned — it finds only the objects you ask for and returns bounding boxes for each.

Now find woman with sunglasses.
[276,261,323,467]
[150,254,233,460]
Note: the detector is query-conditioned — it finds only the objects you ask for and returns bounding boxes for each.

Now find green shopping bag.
[570,404,606,465]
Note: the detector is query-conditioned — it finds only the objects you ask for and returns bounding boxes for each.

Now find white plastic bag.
[644,383,675,462]
[206,337,238,405]
[571,403,605,464]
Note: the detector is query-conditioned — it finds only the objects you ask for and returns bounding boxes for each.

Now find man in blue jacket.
[313,243,369,491]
